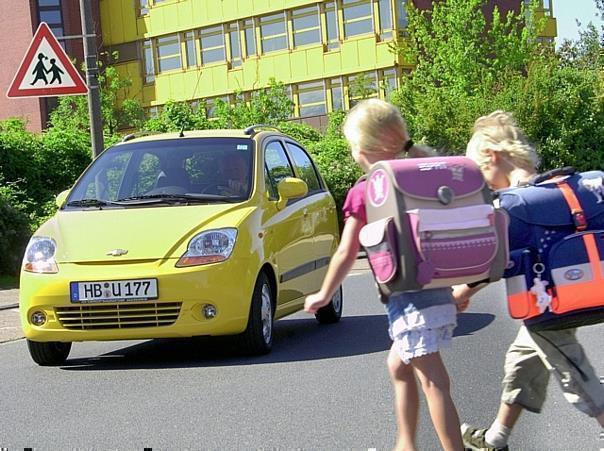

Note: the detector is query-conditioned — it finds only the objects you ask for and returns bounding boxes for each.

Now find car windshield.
[66,137,254,208]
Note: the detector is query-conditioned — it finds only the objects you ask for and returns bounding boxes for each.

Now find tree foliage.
[390,0,604,171]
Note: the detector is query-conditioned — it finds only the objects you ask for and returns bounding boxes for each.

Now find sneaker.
[461,423,509,451]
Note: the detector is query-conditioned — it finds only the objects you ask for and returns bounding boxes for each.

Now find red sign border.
[6,22,88,98]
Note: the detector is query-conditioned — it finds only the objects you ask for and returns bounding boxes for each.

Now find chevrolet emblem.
[107,249,128,257]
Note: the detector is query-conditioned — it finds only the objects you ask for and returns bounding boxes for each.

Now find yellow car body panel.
[19,130,339,346]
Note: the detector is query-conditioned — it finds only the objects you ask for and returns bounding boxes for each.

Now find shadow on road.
[60,314,392,371]
[454,312,496,337]
[59,311,497,371]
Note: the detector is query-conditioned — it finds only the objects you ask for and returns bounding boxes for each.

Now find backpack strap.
[556,180,587,231]
[556,179,603,284]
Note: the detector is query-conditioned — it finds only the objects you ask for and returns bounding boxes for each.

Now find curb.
[0,303,18,311]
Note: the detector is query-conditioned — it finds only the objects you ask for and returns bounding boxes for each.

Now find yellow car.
[20,125,342,365]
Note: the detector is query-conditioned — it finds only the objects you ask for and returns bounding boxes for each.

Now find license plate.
[70,279,158,303]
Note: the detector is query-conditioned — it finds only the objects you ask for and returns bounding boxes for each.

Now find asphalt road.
[0,271,602,450]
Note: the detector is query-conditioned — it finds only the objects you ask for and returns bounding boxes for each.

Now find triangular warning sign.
[6,22,88,98]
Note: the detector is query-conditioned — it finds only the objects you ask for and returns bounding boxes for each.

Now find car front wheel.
[239,272,274,355]
[315,285,343,324]
[27,340,72,366]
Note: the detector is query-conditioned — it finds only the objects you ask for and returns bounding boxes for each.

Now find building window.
[226,22,242,68]
[380,68,397,98]
[324,1,339,49]
[184,31,197,67]
[378,0,393,39]
[342,0,374,38]
[156,34,181,72]
[38,0,64,38]
[297,80,327,117]
[242,19,257,57]
[138,0,149,15]
[292,5,321,48]
[397,0,408,29]
[348,71,378,107]
[143,39,155,83]
[146,105,161,118]
[328,77,344,111]
[205,96,228,118]
[260,13,288,53]
[200,25,225,64]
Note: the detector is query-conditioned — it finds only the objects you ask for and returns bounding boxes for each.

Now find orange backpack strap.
[556,180,587,231]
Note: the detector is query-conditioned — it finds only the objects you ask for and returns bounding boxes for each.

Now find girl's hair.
[466,110,539,170]
[342,98,434,158]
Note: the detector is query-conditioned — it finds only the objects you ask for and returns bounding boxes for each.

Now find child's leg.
[387,344,419,451]
[412,352,463,451]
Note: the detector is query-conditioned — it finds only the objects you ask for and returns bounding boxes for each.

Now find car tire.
[239,272,274,355]
[27,339,72,366]
[315,285,343,324]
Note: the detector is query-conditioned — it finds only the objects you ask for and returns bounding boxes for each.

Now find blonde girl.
[305,99,464,451]
[455,110,604,451]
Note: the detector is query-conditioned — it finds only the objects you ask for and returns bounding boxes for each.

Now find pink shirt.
[342,180,367,225]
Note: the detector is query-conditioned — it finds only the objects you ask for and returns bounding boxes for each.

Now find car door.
[284,141,339,289]
[262,139,316,312]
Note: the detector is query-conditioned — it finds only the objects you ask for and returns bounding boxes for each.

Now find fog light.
[202,304,217,319]
[30,311,47,326]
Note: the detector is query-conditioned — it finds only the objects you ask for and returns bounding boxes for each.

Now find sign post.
[79,0,104,158]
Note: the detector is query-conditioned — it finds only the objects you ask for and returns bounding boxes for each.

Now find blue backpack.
[501,167,604,330]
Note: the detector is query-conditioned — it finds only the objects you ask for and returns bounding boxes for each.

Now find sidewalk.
[0,288,18,310]
[0,289,21,343]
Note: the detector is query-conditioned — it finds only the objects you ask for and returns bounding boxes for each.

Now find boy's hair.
[466,110,539,171]
[342,98,433,159]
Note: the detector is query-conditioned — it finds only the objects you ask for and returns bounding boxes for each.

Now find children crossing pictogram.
[6,22,88,98]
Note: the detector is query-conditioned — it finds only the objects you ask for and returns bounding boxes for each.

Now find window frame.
[296,80,327,118]
[200,25,226,65]
[155,33,182,73]
[259,12,289,54]
[341,0,375,38]
[291,4,322,49]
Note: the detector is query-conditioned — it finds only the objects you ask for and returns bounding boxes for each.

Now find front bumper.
[20,258,256,342]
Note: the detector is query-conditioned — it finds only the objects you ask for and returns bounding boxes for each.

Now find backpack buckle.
[572,210,587,231]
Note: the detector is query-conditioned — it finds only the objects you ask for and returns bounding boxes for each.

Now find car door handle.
[303,209,308,216]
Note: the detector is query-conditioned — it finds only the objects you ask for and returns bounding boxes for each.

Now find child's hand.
[304,292,330,314]
[452,285,471,312]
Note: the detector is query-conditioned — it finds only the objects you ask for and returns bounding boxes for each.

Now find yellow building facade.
[99,0,557,120]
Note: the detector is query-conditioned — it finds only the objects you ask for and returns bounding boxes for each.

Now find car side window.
[285,142,322,194]
[264,141,294,198]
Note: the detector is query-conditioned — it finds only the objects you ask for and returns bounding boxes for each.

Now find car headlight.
[23,237,58,274]
[176,228,238,267]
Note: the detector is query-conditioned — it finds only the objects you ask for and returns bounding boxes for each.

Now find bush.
[0,183,32,275]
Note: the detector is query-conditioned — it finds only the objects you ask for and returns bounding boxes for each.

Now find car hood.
[38,204,245,263]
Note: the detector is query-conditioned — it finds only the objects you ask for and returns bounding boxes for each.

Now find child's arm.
[451,282,488,312]
[304,215,364,313]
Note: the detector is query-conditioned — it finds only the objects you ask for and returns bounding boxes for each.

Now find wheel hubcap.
[260,283,272,344]
[331,288,342,314]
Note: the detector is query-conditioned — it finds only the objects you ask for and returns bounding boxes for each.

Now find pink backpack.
[358,156,509,296]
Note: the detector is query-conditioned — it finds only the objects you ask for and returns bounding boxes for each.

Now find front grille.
[55,302,182,330]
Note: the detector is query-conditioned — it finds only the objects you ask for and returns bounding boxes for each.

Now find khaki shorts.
[501,325,604,417]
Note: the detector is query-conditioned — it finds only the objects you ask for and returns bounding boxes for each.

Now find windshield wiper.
[65,198,122,208]
[116,193,241,204]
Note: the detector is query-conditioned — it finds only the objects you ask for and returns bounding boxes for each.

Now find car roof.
[116,129,290,145]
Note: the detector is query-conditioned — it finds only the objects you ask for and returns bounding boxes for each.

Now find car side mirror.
[55,189,70,208]
[276,177,308,210]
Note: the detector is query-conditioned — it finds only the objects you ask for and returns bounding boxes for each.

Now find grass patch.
[0,275,18,289]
